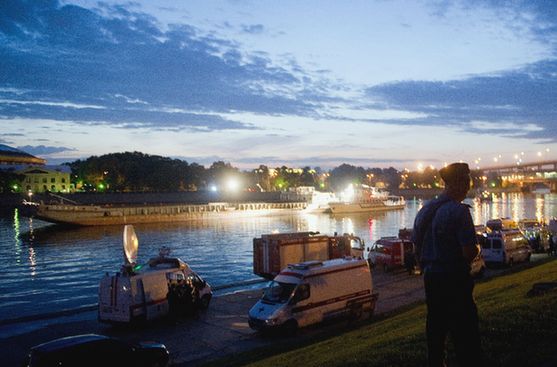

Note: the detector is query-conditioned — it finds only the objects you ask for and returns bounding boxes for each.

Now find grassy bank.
[205,258,557,367]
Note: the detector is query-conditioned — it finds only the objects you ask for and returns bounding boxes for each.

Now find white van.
[479,229,532,266]
[99,257,212,323]
[248,258,377,332]
[98,225,212,324]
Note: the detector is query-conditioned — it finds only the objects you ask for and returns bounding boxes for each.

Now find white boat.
[328,184,405,214]
[531,183,551,194]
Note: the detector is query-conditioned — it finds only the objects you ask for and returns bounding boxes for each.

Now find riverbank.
[205,257,557,367]
[1,255,553,367]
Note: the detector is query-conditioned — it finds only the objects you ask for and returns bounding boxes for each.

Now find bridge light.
[537,151,543,157]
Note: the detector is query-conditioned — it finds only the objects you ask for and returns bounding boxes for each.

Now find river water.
[1,193,556,322]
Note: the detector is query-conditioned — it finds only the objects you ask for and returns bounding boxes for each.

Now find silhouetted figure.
[413,163,483,367]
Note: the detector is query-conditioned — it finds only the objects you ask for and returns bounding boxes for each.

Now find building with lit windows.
[0,144,72,193]
[18,165,72,193]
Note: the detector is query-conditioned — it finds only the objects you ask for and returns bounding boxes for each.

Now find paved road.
[0,254,549,367]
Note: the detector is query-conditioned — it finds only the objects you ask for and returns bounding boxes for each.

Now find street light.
[226,178,240,192]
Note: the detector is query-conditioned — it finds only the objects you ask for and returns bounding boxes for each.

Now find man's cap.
[439,162,470,184]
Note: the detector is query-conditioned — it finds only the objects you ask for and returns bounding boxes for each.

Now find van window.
[374,243,386,253]
[492,239,502,249]
[263,281,297,304]
[291,284,310,304]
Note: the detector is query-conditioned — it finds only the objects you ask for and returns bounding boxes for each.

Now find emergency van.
[248,257,377,332]
[98,225,212,324]
[367,236,415,272]
[479,228,532,266]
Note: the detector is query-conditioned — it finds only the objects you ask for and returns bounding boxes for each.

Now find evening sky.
[1,0,556,169]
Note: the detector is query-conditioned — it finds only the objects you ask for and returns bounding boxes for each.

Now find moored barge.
[35,201,308,226]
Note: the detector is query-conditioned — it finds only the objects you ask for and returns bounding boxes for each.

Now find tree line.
[0,151,495,193]
[67,152,408,193]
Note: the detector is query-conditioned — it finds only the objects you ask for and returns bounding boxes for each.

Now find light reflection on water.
[1,194,557,321]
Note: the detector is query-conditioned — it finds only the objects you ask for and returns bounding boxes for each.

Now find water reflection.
[13,209,21,264]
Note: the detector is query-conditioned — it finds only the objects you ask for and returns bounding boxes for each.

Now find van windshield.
[262,281,297,304]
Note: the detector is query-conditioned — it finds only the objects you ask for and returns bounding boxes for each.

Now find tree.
[328,164,366,191]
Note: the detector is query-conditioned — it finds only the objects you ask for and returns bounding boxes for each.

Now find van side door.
[290,283,315,327]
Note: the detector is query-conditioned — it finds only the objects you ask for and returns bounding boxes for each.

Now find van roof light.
[287,261,323,270]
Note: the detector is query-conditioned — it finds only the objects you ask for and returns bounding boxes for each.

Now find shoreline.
[1,254,550,367]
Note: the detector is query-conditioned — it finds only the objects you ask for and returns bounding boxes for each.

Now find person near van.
[548,233,557,256]
[412,162,483,367]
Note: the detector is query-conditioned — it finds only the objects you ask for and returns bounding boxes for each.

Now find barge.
[34,201,308,226]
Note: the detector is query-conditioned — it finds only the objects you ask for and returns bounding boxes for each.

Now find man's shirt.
[413,194,477,273]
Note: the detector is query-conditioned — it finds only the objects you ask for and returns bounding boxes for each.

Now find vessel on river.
[328,184,405,214]
[34,201,308,226]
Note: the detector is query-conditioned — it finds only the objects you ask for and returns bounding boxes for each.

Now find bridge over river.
[481,159,557,192]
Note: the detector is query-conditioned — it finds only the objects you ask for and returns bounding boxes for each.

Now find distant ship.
[328,184,405,214]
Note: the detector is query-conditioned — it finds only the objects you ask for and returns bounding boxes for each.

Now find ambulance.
[248,257,377,332]
[98,225,212,324]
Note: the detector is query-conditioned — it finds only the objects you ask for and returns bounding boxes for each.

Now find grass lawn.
[204,258,557,367]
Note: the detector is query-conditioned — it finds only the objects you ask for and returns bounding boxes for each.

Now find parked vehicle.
[470,252,487,277]
[479,229,532,266]
[518,218,550,253]
[486,218,518,231]
[98,225,212,324]
[248,258,378,332]
[367,236,416,273]
[22,334,169,367]
[253,231,364,279]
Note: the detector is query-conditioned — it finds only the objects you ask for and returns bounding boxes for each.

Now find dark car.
[23,334,169,367]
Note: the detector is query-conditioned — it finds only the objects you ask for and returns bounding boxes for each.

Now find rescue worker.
[412,162,483,366]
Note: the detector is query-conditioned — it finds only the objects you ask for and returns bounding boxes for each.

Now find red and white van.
[367,237,415,272]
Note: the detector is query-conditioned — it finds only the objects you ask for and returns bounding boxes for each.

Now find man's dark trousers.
[424,271,482,367]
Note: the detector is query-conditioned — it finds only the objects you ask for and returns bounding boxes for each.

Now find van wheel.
[199,295,211,309]
[350,306,363,321]
[282,319,298,336]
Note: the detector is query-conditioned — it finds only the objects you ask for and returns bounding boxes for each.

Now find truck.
[98,225,212,324]
[248,257,377,332]
[253,232,365,279]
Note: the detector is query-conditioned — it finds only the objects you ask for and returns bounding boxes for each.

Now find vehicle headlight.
[265,318,279,326]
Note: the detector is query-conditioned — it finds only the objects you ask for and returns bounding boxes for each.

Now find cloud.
[365,59,557,140]
[241,24,265,35]
[0,0,330,131]
[16,145,76,155]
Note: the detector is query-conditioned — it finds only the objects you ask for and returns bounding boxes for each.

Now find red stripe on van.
[292,289,371,313]
[304,264,368,279]
[130,298,167,311]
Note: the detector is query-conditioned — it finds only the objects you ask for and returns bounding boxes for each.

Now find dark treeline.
[66,152,413,193]
[0,151,496,193]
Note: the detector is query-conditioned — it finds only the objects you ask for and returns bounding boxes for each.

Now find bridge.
[479,159,557,192]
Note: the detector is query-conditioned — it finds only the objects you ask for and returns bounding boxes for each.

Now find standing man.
[412,163,483,366]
